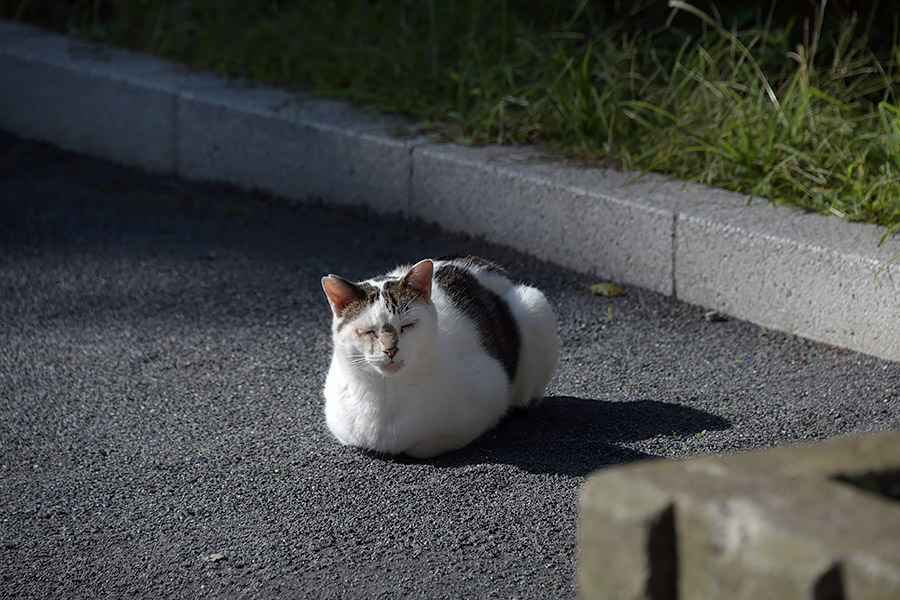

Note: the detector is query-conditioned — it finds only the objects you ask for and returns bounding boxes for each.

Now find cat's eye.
[401,323,415,333]
[357,329,377,338]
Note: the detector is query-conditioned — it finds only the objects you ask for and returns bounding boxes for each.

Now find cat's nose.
[383,347,398,359]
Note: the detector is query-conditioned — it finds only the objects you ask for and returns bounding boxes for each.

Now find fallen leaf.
[588,282,625,297]
[203,553,227,563]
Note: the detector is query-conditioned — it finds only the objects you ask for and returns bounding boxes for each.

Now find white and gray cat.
[321,254,558,458]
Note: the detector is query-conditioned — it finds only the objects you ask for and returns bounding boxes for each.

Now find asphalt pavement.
[2,131,899,599]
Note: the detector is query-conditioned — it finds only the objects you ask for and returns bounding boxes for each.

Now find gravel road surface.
[2,131,899,599]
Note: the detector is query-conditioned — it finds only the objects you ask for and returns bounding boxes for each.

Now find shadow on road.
[407,396,731,477]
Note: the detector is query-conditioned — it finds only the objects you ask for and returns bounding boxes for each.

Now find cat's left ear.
[403,259,433,303]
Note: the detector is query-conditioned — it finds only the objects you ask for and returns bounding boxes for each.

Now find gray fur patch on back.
[336,282,379,332]
[438,254,509,277]
[434,265,520,382]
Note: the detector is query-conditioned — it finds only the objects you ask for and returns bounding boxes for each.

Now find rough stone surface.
[578,476,675,600]
[176,87,419,213]
[410,144,676,295]
[579,431,900,600]
[0,21,178,172]
[676,198,900,363]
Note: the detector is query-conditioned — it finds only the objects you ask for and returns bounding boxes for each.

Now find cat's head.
[321,260,437,377]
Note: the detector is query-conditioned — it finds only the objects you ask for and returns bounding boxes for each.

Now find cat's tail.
[505,284,559,407]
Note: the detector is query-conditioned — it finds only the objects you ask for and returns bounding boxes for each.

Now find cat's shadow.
[391,396,730,477]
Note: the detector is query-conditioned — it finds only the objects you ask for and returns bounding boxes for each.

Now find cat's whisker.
[349,356,372,370]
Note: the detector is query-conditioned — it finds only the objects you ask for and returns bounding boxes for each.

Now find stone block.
[176,85,420,213]
[0,20,179,172]
[411,144,676,295]
[579,431,900,599]
[579,473,676,600]
[675,195,900,362]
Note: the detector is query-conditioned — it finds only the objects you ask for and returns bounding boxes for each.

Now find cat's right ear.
[322,275,364,318]
[403,259,434,304]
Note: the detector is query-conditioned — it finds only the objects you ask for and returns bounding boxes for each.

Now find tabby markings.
[335,281,379,332]
[434,265,521,382]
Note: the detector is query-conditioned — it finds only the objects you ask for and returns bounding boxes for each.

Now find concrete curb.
[579,431,900,599]
[2,20,898,361]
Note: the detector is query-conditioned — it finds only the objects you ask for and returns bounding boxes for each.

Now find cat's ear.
[403,259,433,303]
[322,275,365,318]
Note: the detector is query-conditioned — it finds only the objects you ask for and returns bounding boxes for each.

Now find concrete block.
[578,473,676,600]
[0,20,180,172]
[0,20,421,214]
[411,144,676,295]
[176,84,420,214]
[579,431,900,600]
[674,193,900,362]
[673,477,843,600]
[845,554,900,600]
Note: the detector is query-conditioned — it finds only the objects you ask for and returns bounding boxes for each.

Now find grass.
[4,0,900,236]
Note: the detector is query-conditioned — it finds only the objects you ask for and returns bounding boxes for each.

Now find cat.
[321,254,559,458]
